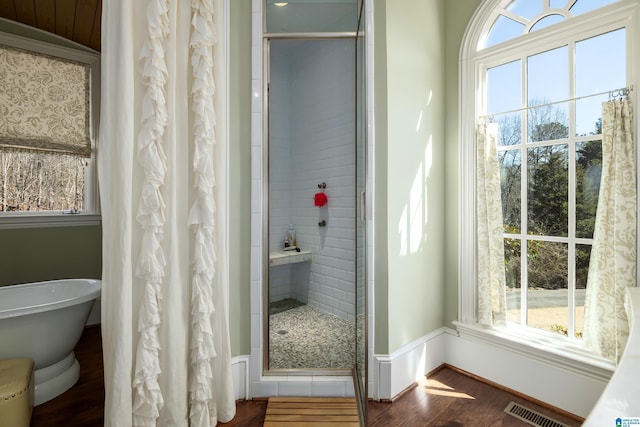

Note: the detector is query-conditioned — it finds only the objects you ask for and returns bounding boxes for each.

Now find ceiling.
[0,0,101,51]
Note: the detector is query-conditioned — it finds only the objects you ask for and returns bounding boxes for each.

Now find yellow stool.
[0,358,34,427]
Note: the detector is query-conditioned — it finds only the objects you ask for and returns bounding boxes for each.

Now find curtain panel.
[583,97,636,363]
[99,0,235,425]
[476,121,507,326]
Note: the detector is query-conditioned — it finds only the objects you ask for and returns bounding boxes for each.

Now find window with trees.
[0,32,100,225]
[461,0,636,346]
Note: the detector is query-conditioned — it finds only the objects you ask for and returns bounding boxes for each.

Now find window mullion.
[567,40,577,340]
[520,53,529,326]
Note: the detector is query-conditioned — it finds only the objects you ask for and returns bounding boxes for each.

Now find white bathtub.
[0,278,101,405]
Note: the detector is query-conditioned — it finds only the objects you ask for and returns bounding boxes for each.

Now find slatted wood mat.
[264,397,360,426]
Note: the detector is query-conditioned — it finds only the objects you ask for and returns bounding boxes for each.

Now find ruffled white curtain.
[99,0,235,425]
[476,121,507,326]
[583,98,636,363]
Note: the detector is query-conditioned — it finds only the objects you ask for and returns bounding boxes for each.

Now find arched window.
[459,0,638,355]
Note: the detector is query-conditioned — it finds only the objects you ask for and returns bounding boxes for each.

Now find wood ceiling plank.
[13,0,37,27]
[34,0,55,34]
[73,0,97,49]
[88,0,101,51]
[55,0,76,40]
[0,0,17,21]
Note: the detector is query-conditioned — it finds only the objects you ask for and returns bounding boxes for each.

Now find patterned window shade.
[0,44,91,157]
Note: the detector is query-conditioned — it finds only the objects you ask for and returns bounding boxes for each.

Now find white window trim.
[0,31,101,229]
[459,0,639,376]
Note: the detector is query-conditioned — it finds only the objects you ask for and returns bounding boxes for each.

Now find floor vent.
[504,401,569,427]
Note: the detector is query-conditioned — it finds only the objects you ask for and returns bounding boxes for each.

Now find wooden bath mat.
[263,396,360,426]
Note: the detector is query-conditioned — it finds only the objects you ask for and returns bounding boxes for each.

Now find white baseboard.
[372,325,612,418]
[232,356,250,401]
[373,327,453,400]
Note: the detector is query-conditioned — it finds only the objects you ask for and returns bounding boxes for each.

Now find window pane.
[528,103,569,142]
[530,14,565,32]
[576,29,625,98]
[576,245,592,290]
[527,241,568,335]
[576,140,602,238]
[496,113,522,147]
[486,15,526,48]
[499,149,521,232]
[488,61,521,114]
[505,237,522,324]
[0,151,85,212]
[576,94,607,136]
[528,46,568,106]
[507,0,542,20]
[550,0,569,9]
[570,0,619,16]
[528,145,568,236]
[576,244,591,339]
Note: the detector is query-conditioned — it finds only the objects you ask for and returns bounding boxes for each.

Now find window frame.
[458,0,638,374]
[0,31,100,229]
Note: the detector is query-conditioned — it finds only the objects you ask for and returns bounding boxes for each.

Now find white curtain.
[476,121,507,326]
[99,0,235,425]
[583,98,636,362]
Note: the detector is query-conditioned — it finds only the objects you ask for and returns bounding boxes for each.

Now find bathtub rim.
[0,278,101,320]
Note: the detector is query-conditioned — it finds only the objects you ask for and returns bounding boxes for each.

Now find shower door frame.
[262,33,362,378]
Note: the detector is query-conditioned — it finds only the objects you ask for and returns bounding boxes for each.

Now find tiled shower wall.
[268,39,356,321]
[268,45,293,302]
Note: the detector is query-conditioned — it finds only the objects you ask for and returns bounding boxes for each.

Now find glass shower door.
[354,0,367,423]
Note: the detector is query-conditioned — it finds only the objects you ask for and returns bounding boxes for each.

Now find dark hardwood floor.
[366,366,582,427]
[31,326,584,427]
[31,326,105,427]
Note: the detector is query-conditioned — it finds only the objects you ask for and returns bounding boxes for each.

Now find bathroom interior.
[1,0,640,426]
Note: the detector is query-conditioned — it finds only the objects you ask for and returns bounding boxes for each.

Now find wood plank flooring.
[264,397,359,426]
[31,325,104,427]
[31,326,585,427]
[366,366,583,427]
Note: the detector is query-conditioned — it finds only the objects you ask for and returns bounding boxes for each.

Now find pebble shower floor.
[268,299,355,369]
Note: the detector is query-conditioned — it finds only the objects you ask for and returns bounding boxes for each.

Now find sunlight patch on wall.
[398,137,433,256]
[409,162,424,254]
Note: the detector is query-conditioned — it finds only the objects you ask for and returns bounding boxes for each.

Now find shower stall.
[267,37,358,370]
[258,0,367,422]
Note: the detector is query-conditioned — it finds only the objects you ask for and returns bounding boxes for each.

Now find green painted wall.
[443,0,483,328]
[228,0,253,357]
[0,226,102,286]
[373,0,390,356]
[374,0,447,354]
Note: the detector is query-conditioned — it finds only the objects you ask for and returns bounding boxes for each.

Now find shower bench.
[269,250,312,267]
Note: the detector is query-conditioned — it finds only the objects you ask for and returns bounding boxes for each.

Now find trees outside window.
[0,152,86,212]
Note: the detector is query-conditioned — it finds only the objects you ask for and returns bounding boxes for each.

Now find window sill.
[453,321,615,383]
[0,213,101,229]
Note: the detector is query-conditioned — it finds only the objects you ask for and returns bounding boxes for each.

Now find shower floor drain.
[276,330,288,335]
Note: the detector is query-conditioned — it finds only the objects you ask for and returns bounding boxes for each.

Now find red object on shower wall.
[314,192,328,207]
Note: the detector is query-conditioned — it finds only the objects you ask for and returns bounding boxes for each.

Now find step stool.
[0,358,34,427]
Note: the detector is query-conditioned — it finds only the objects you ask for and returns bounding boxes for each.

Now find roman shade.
[0,44,91,157]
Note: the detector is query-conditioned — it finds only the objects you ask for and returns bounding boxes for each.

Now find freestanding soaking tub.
[0,278,101,405]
